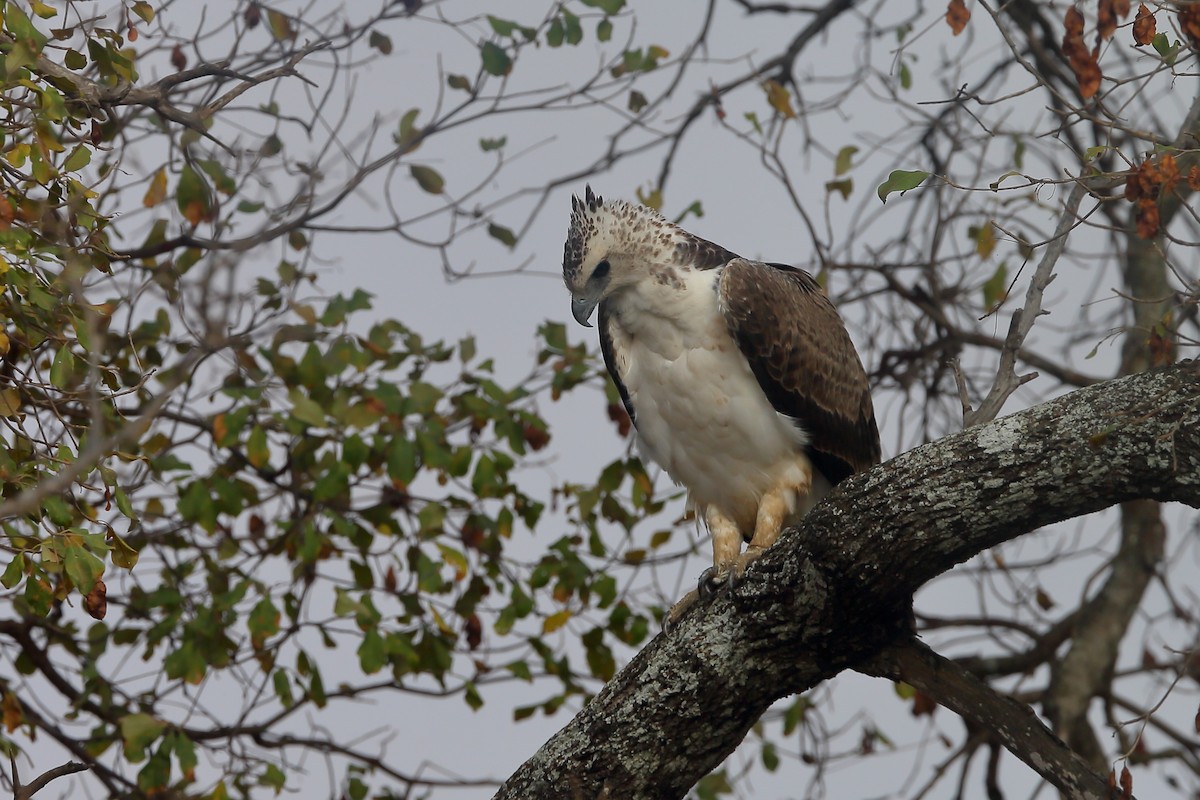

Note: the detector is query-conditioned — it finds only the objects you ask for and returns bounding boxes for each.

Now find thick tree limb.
[496,361,1200,800]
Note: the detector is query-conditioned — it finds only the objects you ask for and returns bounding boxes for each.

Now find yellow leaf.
[975,220,997,259]
[763,80,796,119]
[29,0,56,19]
[0,388,20,417]
[291,302,318,325]
[212,413,228,444]
[131,1,154,23]
[0,331,8,355]
[2,691,22,733]
[542,609,571,634]
[143,168,167,207]
[266,9,295,40]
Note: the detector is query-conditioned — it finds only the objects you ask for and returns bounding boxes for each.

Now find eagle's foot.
[663,588,701,632]
[729,545,767,584]
[697,563,730,597]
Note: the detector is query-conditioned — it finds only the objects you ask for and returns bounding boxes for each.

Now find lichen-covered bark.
[494,361,1200,800]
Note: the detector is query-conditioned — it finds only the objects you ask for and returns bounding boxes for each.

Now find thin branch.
[965,179,1089,426]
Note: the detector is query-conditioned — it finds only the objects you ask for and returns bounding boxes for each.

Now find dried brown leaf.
[946,0,970,35]
[1133,3,1156,45]
[1063,8,1102,98]
[1188,164,1200,191]
[1182,5,1200,48]
[84,578,107,620]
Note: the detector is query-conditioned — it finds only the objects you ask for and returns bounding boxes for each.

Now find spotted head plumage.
[561,186,736,326]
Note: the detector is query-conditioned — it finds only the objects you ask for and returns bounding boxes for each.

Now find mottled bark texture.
[496,361,1200,800]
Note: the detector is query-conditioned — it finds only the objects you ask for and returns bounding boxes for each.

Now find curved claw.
[697,565,726,598]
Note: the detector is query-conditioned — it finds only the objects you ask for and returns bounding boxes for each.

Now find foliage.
[0,1,666,797]
[0,1,1198,799]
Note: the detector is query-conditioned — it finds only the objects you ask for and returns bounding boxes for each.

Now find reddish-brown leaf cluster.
[171,44,187,71]
[522,422,550,451]
[1181,3,1200,48]
[1133,3,1156,45]
[84,578,107,620]
[1119,765,1133,799]
[1125,153,1179,238]
[1063,7,1102,99]
[910,690,938,717]
[946,0,970,35]
[607,402,632,438]
[464,613,482,650]
[1189,164,1200,190]
[1148,327,1175,366]
[1097,0,1131,40]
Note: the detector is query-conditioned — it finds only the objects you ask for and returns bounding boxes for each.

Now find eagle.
[562,187,881,625]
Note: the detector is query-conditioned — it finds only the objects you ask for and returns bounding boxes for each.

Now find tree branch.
[496,360,1200,799]
[10,758,90,800]
[859,638,1113,799]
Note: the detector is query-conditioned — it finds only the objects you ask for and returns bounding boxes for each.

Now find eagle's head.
[562,186,676,327]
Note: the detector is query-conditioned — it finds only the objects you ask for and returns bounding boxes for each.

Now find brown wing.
[718,258,880,485]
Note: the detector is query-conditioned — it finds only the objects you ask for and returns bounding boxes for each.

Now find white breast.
[606,268,812,535]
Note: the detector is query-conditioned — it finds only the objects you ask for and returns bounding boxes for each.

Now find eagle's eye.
[593,260,611,281]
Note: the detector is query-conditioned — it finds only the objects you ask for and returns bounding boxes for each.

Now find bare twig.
[964,179,1089,427]
[11,759,90,800]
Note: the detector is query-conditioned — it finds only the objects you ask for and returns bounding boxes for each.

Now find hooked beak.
[571,292,600,327]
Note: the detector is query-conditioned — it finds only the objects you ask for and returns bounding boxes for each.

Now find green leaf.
[597,18,613,41]
[580,0,625,13]
[744,111,762,136]
[480,41,511,76]
[982,261,1008,312]
[176,164,213,225]
[834,145,858,176]
[64,541,104,592]
[63,145,91,172]
[248,598,280,649]
[410,165,444,194]
[2,554,25,589]
[288,388,326,427]
[447,74,471,91]
[1151,33,1176,64]
[272,669,294,707]
[387,436,418,484]
[197,159,237,195]
[109,531,139,569]
[120,713,166,761]
[562,11,582,45]
[488,222,516,248]
[246,425,270,469]
[547,18,564,47]
[762,741,780,771]
[25,577,52,617]
[876,169,929,203]
[487,15,518,37]
[479,136,506,152]
[50,347,76,388]
[358,629,386,673]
